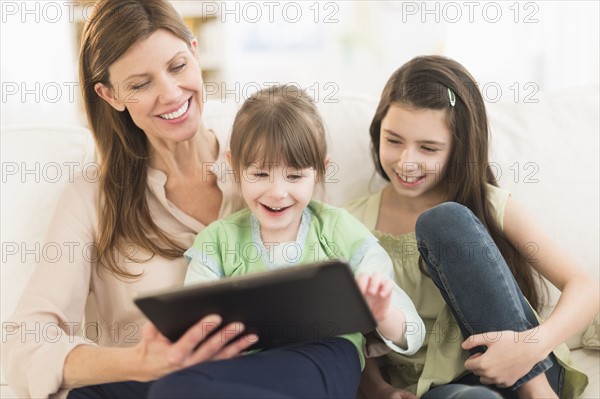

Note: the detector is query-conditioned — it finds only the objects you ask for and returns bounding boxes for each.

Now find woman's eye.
[386,138,401,144]
[171,63,186,73]
[422,147,438,152]
[130,82,149,91]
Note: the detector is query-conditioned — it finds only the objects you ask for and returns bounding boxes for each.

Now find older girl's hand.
[462,328,550,387]
[134,314,258,381]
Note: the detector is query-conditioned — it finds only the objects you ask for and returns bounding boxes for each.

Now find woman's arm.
[1,177,254,397]
[1,177,100,398]
[63,315,255,387]
[63,220,254,387]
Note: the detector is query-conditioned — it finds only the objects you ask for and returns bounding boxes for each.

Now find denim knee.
[424,384,504,399]
[415,202,472,243]
[415,202,474,272]
[453,386,503,399]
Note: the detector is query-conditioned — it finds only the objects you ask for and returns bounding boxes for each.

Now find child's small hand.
[356,272,393,322]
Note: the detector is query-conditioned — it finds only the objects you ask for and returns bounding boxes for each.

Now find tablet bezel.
[134,260,376,349]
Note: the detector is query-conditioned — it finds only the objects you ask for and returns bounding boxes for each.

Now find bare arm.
[63,315,256,388]
[502,197,599,349]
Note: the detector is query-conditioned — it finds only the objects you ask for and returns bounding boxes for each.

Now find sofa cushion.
[0,125,96,322]
[583,314,600,350]
[486,85,600,349]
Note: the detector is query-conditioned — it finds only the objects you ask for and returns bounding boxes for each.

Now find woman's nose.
[157,75,182,104]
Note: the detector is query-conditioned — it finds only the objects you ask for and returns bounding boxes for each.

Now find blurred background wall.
[1,0,598,127]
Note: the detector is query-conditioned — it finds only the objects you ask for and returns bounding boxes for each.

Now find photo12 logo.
[1,1,97,24]
[198,1,340,24]
[2,82,79,104]
[203,81,340,104]
[398,1,540,24]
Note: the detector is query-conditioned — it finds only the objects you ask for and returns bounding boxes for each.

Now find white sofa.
[1,87,598,398]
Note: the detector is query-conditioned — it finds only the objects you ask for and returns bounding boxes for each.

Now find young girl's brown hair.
[229,85,328,183]
[369,55,545,311]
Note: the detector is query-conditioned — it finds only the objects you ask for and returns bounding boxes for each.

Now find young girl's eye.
[286,174,303,181]
[254,172,269,178]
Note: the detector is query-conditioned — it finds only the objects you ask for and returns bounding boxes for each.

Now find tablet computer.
[134,260,376,349]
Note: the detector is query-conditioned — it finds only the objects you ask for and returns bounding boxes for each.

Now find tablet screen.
[134,260,376,349]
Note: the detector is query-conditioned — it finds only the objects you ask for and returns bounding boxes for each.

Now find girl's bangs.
[238,112,324,172]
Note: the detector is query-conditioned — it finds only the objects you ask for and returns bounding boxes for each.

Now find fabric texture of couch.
[1,86,598,398]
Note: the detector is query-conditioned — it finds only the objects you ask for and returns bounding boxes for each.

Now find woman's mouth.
[158,98,191,120]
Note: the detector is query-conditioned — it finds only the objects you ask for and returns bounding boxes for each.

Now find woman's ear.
[94,82,126,112]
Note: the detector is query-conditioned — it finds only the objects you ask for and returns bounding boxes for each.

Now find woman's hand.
[462,328,549,387]
[356,272,393,322]
[134,314,258,381]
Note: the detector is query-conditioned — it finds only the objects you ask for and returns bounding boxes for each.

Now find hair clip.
[447,88,456,107]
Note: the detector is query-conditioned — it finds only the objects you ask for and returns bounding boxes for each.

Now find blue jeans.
[67,337,360,399]
[415,202,563,399]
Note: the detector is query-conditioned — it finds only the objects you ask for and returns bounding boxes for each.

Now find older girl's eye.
[386,138,401,145]
[422,146,438,152]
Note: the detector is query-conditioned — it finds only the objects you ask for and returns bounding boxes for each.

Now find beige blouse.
[1,129,244,399]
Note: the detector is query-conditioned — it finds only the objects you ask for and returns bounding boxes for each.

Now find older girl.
[348,55,597,399]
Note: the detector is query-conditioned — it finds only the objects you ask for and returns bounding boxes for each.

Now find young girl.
[147,85,425,398]
[347,55,597,399]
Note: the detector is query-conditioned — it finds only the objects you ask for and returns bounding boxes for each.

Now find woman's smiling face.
[96,29,204,144]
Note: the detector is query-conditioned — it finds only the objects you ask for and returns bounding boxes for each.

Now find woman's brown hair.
[369,55,545,311]
[79,0,194,279]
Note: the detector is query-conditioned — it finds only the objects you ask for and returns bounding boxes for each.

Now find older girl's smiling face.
[95,29,204,144]
[379,103,453,201]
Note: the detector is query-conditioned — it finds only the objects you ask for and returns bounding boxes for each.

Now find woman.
[1,1,253,397]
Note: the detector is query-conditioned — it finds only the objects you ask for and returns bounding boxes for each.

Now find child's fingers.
[379,279,394,297]
[368,272,382,295]
[356,273,369,293]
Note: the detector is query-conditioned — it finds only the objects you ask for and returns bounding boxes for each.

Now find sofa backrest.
[1,87,598,353]
[1,125,96,324]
